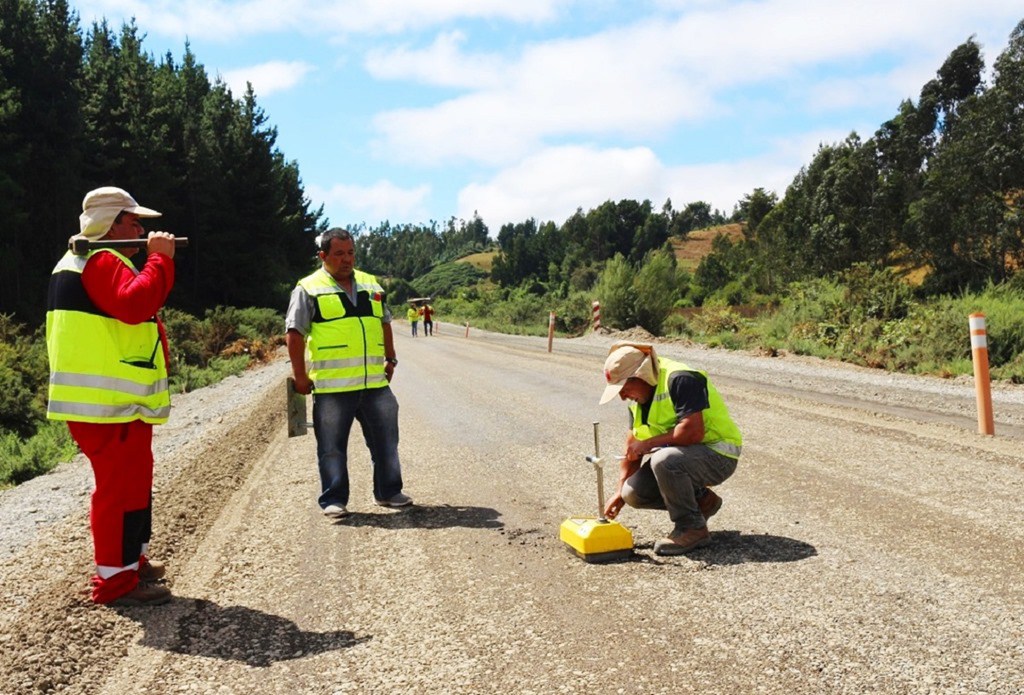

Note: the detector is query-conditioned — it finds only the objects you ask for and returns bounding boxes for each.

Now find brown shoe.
[698,489,722,521]
[109,582,172,606]
[139,559,166,582]
[654,526,711,556]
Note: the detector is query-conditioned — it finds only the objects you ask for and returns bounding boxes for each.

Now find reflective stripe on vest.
[46,249,171,424]
[297,268,387,393]
[631,357,743,459]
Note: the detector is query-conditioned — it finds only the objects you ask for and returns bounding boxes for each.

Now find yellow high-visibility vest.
[298,268,387,393]
[46,249,170,424]
[630,357,742,458]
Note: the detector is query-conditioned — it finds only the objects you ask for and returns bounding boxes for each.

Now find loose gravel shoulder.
[1,326,1022,694]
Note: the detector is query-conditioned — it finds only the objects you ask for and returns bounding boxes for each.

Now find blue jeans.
[312,387,403,508]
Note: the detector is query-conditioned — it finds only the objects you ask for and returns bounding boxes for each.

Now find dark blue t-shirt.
[634,369,709,426]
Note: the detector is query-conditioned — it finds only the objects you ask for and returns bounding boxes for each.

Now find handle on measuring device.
[586,421,608,521]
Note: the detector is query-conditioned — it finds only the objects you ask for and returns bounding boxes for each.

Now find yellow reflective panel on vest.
[317,293,347,320]
[45,250,170,425]
[630,357,742,458]
[297,268,388,394]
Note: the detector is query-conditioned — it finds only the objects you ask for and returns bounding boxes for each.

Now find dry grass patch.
[672,223,745,270]
[458,251,496,272]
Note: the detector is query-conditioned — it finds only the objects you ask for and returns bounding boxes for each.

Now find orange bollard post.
[547,311,555,353]
[592,300,601,332]
[969,313,995,436]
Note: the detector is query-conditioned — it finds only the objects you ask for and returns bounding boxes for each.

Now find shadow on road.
[632,530,817,566]
[334,503,504,530]
[122,598,370,667]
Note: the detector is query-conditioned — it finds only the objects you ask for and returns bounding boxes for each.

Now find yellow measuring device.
[560,422,634,562]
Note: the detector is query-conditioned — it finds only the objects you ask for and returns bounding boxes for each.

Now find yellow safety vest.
[407,307,419,322]
[630,357,742,459]
[298,268,387,393]
[46,249,170,424]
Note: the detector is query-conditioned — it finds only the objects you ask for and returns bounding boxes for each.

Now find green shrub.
[162,306,205,367]
[163,306,283,369]
[839,263,913,321]
[0,421,78,488]
[595,254,637,330]
[633,250,677,335]
[691,306,744,335]
[662,312,693,337]
[233,307,284,342]
[0,316,49,438]
[553,291,594,335]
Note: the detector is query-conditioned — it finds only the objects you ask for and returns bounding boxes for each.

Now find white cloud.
[308,180,432,226]
[314,0,568,36]
[371,27,715,166]
[74,0,570,40]
[369,1,1021,166]
[220,61,316,97]
[365,31,503,89]
[75,0,315,41]
[458,146,664,225]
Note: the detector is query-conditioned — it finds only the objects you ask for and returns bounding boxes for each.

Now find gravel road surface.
[1,322,1022,694]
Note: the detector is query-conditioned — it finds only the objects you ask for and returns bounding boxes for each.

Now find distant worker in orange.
[421,303,434,336]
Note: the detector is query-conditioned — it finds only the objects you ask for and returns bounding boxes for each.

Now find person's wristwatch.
[386,357,398,366]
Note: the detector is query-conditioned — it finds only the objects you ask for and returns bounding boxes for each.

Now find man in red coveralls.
[46,187,177,606]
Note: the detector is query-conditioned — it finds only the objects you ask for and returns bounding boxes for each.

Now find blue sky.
[71,1,1022,232]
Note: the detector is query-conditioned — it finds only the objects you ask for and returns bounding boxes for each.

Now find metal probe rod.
[587,421,607,522]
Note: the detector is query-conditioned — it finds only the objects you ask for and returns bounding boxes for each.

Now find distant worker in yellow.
[407,303,420,337]
[599,342,742,555]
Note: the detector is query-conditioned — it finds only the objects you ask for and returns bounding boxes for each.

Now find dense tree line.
[353,213,490,281]
[709,21,1024,300]
[0,0,325,324]
[489,198,725,292]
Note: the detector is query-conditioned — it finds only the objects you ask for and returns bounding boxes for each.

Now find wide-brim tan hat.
[79,186,161,239]
[599,342,658,404]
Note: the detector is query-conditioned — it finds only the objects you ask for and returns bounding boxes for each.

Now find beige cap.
[599,343,658,404]
[79,186,161,239]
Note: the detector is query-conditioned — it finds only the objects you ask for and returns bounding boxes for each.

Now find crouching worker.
[46,187,178,606]
[599,342,742,556]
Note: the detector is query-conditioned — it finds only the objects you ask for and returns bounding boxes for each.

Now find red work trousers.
[67,420,154,604]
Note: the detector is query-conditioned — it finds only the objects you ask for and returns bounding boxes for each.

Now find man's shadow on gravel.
[634,530,817,566]
[335,503,504,530]
[122,598,369,667]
